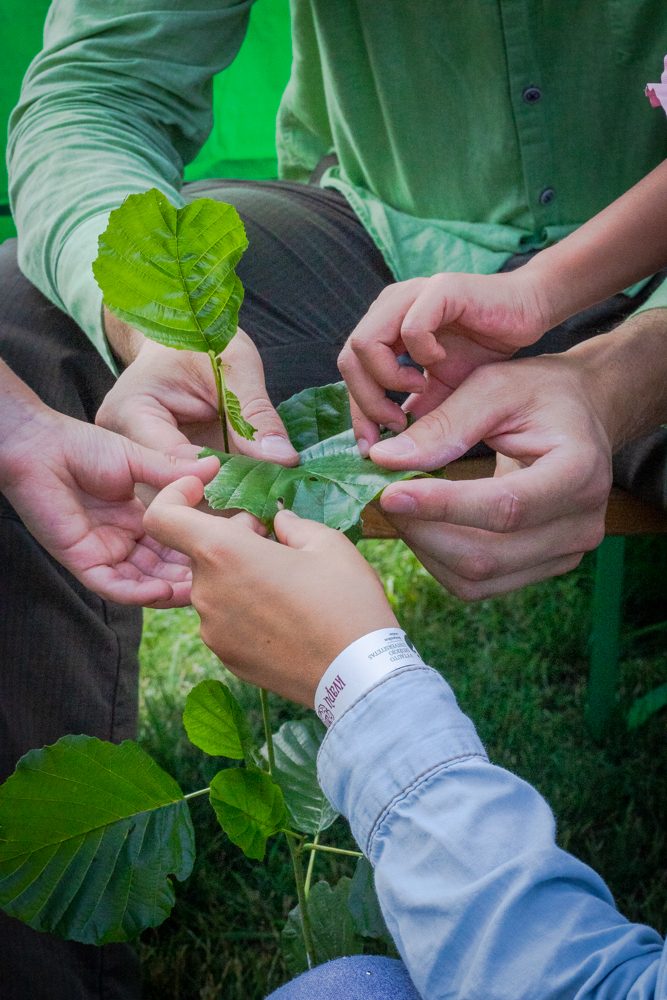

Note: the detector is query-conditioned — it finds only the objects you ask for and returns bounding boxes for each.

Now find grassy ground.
[137,537,666,1000]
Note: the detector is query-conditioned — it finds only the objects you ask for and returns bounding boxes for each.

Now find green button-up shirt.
[8,1,667,371]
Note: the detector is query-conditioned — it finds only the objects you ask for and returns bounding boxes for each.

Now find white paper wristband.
[314,628,425,728]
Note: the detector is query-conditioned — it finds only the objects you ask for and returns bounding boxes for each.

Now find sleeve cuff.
[317,665,487,855]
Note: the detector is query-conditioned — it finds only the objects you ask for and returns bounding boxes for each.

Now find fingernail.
[357,438,370,458]
[261,435,296,460]
[372,436,417,458]
[381,492,416,513]
[278,508,297,518]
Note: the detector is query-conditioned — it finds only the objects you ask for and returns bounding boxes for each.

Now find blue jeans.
[266,956,421,1000]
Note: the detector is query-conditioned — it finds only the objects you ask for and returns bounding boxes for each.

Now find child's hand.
[338,267,553,450]
[144,478,398,706]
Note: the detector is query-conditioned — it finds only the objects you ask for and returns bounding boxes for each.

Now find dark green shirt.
[8,1,667,368]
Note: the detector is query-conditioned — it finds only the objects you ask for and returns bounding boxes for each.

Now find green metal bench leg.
[586,535,626,738]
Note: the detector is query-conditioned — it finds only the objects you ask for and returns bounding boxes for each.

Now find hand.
[1,409,220,606]
[144,479,398,705]
[338,267,553,451]
[96,324,299,464]
[366,351,613,600]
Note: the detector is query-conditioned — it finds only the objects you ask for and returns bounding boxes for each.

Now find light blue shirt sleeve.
[317,666,666,1000]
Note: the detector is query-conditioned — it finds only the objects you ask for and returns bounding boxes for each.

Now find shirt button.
[522,85,542,104]
[539,187,555,205]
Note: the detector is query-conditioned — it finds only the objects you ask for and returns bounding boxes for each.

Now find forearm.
[565,310,667,450]
[319,667,665,1000]
[525,160,667,326]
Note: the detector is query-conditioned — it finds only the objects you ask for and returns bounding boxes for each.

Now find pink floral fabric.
[646,55,667,114]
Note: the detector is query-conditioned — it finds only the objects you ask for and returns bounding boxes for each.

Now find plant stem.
[304,831,319,897]
[208,350,229,452]
[286,834,316,969]
[303,843,363,859]
[183,787,211,801]
[260,688,275,775]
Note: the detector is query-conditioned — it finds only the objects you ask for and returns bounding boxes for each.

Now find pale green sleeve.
[7,0,254,371]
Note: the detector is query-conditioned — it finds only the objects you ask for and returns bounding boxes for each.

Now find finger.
[380,452,608,533]
[345,362,407,438]
[387,507,604,581]
[97,397,202,458]
[81,565,175,606]
[349,393,384,456]
[143,476,211,553]
[411,541,583,601]
[273,509,342,551]
[126,441,220,491]
[399,274,463,362]
[229,510,271,536]
[369,374,507,470]
[223,331,299,466]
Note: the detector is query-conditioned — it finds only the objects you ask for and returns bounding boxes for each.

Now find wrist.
[103,307,146,367]
[314,627,425,728]
[565,311,667,449]
[0,391,57,492]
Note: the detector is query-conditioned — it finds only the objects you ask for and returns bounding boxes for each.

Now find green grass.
[137,538,667,1000]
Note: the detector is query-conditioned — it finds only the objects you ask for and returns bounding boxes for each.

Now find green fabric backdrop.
[0,0,291,241]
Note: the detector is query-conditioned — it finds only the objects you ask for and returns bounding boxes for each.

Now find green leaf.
[93,189,248,355]
[348,857,394,947]
[0,736,194,944]
[281,878,363,976]
[263,719,338,836]
[209,768,287,861]
[222,383,257,441]
[276,382,353,451]
[203,383,424,533]
[627,683,667,730]
[183,680,256,763]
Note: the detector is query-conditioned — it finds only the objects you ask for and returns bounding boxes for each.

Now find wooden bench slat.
[362,457,667,539]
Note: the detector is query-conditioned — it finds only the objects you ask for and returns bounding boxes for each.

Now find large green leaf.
[0,736,195,944]
[276,382,353,451]
[281,878,363,976]
[93,189,248,355]
[203,382,424,533]
[183,679,256,764]
[263,719,338,836]
[209,768,287,861]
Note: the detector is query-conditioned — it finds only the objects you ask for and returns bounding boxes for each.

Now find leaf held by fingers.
[222,383,256,441]
[202,382,426,534]
[93,189,248,355]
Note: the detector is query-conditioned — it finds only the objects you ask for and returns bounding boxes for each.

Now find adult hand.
[96,319,299,465]
[338,267,554,451]
[367,350,614,600]
[1,408,220,606]
[144,479,397,705]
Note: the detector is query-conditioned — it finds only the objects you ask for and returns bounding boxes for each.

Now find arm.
[143,488,666,999]
[0,359,219,605]
[339,161,667,445]
[8,0,254,368]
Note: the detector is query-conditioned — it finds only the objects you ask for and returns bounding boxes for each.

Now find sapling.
[0,189,422,977]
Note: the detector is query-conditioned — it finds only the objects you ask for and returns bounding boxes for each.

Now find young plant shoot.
[0,189,424,973]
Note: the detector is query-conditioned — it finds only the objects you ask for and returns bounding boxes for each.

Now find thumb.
[273,509,337,551]
[369,374,507,471]
[143,476,209,554]
[223,330,299,466]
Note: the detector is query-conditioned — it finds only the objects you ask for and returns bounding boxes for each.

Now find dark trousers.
[1,179,665,1000]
